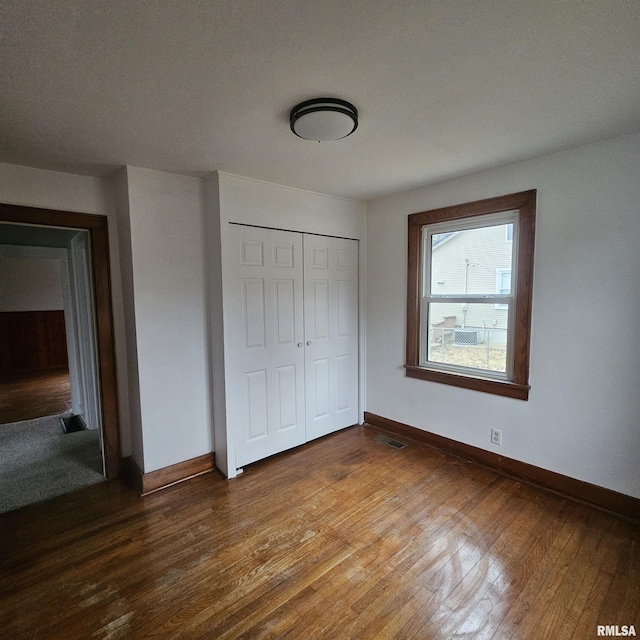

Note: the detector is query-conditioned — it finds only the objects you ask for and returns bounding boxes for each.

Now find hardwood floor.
[0,366,71,424]
[0,425,638,639]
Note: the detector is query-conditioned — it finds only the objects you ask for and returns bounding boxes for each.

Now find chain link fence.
[428,326,507,372]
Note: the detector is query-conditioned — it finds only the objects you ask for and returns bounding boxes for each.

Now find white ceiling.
[1,1,639,201]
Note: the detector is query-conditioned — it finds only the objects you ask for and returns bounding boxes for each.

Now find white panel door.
[227,225,306,468]
[304,235,359,441]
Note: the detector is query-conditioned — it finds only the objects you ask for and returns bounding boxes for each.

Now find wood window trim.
[406,190,536,400]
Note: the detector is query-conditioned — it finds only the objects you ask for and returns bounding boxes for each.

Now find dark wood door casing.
[0,203,121,479]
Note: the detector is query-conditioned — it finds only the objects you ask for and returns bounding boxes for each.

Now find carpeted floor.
[0,414,104,513]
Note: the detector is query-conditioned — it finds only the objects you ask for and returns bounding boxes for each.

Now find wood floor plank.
[0,425,638,639]
[0,366,71,423]
[447,496,553,639]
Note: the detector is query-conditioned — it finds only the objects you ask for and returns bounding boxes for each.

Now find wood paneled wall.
[0,311,68,375]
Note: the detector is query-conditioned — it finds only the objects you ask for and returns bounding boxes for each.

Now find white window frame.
[419,211,518,382]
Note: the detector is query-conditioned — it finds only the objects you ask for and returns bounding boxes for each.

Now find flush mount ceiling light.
[290,98,358,142]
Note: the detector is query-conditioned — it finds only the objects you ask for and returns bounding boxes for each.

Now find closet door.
[304,235,359,441]
[227,225,306,468]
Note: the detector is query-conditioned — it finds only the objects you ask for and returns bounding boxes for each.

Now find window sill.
[404,364,530,400]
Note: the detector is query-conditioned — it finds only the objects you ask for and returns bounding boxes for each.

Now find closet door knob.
[306,341,312,346]
[297,343,303,348]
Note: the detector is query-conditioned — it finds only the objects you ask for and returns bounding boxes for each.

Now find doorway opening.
[0,204,120,512]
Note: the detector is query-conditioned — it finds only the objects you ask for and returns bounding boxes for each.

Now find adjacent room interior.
[0,224,105,512]
[0,1,638,638]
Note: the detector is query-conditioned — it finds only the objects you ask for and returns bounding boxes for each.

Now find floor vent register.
[373,434,408,450]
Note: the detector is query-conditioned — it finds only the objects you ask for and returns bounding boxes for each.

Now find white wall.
[203,174,228,475]
[110,168,143,467]
[366,131,640,498]
[217,172,366,240]
[0,253,64,311]
[206,172,367,476]
[0,162,110,215]
[0,163,132,457]
[126,167,212,472]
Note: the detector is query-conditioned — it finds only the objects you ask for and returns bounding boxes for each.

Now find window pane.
[424,303,508,374]
[498,270,511,294]
[430,223,513,295]
[505,224,513,242]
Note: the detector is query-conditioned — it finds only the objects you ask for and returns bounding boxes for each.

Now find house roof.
[1,1,639,201]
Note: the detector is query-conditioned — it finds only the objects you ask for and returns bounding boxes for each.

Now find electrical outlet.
[491,428,502,445]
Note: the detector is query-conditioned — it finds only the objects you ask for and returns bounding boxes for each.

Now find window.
[406,190,536,400]
[495,268,511,309]
[505,223,513,242]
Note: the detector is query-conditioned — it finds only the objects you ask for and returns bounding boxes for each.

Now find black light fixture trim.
[290,97,359,141]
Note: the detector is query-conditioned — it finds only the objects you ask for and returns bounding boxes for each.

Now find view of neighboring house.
[426,222,513,372]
